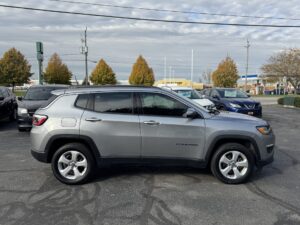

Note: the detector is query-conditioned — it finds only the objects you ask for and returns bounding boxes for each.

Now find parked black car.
[17,85,68,131]
[0,87,18,121]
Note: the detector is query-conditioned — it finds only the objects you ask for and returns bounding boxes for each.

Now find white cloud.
[0,0,300,81]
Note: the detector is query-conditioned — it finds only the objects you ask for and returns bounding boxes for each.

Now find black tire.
[9,108,17,121]
[18,127,27,132]
[210,143,254,184]
[51,143,95,185]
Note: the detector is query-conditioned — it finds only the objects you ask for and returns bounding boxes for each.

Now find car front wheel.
[51,143,95,185]
[211,143,254,184]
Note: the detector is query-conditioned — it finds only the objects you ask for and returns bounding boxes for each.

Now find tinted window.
[140,93,188,117]
[211,90,220,97]
[75,94,89,109]
[2,89,9,98]
[204,89,211,96]
[24,87,66,100]
[5,89,11,97]
[93,92,133,114]
[0,90,4,98]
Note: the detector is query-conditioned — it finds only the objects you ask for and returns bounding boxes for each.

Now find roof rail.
[69,85,161,89]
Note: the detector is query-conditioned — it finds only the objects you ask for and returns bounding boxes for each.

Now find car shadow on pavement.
[0,119,18,131]
[92,165,211,183]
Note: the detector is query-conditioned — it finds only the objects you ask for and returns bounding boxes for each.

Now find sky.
[0,0,300,82]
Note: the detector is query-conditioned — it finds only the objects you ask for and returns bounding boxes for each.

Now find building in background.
[155,78,205,90]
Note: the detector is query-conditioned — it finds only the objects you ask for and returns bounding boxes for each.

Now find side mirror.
[17,96,23,101]
[247,94,251,98]
[0,96,4,101]
[184,108,199,119]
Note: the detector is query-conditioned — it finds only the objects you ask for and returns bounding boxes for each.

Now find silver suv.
[31,86,275,185]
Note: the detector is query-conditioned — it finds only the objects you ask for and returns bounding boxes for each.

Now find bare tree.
[261,48,300,90]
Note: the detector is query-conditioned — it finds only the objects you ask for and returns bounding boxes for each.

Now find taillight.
[32,115,48,126]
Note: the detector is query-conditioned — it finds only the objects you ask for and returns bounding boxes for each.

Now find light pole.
[244,39,250,92]
[191,49,194,88]
[81,27,89,86]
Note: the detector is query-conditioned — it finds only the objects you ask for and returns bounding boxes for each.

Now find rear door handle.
[85,117,102,122]
[143,120,160,126]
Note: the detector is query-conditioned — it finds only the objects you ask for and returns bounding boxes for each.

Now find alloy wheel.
[57,151,88,180]
[218,151,249,180]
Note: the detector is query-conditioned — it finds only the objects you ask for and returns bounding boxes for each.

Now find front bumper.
[256,155,274,167]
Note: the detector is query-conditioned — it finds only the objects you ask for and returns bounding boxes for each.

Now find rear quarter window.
[75,94,89,109]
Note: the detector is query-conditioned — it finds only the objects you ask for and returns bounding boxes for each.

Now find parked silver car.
[31,86,275,185]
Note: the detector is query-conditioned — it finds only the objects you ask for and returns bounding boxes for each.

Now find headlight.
[229,103,241,108]
[256,125,272,135]
[18,108,28,115]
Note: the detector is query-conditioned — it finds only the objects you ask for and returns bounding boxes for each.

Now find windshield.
[174,90,202,99]
[24,87,65,100]
[217,89,248,98]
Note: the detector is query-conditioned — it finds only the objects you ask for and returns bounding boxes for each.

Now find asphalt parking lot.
[0,105,299,225]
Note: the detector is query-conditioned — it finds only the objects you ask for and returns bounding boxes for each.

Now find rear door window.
[90,92,133,114]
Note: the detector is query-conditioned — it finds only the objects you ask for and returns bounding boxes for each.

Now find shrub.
[295,97,300,108]
[278,96,300,107]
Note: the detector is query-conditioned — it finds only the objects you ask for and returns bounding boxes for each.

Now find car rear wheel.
[211,143,254,184]
[51,143,95,185]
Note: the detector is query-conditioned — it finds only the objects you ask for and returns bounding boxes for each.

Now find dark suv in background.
[17,85,68,131]
[0,86,17,121]
[202,88,262,117]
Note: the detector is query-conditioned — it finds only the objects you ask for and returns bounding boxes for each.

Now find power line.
[48,0,300,21]
[1,4,300,28]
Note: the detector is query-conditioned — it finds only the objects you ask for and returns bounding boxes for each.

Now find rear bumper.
[31,149,48,163]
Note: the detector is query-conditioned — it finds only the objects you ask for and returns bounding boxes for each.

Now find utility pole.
[81,27,88,86]
[36,42,43,85]
[164,57,167,85]
[169,66,172,85]
[191,49,194,88]
[244,39,250,92]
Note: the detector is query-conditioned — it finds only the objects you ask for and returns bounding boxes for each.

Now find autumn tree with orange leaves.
[90,59,117,85]
[129,55,155,86]
[44,53,72,84]
[212,56,239,88]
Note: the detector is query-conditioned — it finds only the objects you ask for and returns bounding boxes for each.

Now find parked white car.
[162,86,215,109]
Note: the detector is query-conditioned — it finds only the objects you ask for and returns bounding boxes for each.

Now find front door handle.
[143,120,160,126]
[85,117,102,122]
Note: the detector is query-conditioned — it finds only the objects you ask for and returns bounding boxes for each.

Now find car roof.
[167,86,193,91]
[214,88,237,90]
[52,85,163,95]
[29,84,69,89]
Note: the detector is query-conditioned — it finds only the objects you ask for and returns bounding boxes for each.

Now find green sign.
[36,42,43,54]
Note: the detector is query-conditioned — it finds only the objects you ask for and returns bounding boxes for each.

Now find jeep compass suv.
[31,86,275,185]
